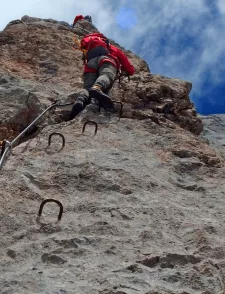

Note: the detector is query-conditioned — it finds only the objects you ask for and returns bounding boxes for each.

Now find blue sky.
[1,0,225,115]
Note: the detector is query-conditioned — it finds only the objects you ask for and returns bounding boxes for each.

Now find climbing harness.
[38,199,63,221]
[82,121,98,136]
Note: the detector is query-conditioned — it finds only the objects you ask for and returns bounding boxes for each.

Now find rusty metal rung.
[48,132,65,150]
[82,121,98,136]
[38,199,63,220]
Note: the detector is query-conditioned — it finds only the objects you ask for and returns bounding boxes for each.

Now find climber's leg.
[70,71,98,120]
[89,62,117,111]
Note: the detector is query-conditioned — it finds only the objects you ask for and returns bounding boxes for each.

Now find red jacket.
[81,33,135,75]
[72,15,84,27]
[110,45,134,76]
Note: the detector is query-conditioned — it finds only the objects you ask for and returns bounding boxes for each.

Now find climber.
[72,14,92,28]
[70,32,135,119]
[72,15,84,28]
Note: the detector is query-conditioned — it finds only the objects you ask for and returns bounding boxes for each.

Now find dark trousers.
[76,56,117,106]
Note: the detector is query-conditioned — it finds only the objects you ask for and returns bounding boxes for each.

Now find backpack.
[84,15,92,23]
[80,33,110,53]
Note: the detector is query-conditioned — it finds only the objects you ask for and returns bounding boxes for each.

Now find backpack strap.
[105,38,111,52]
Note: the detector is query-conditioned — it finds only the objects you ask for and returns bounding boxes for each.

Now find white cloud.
[104,0,225,97]
[0,0,107,30]
[217,0,225,14]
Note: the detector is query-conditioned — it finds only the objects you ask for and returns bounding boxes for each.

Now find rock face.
[0,16,224,294]
[0,15,202,139]
[201,114,225,151]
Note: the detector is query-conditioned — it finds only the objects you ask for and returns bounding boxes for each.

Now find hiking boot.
[70,101,84,120]
[89,85,114,111]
